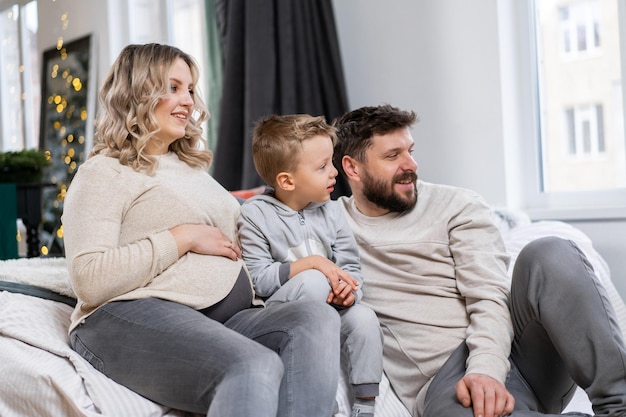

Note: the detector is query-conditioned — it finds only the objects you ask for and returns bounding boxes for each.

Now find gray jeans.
[423,237,626,417]
[71,297,340,417]
[265,269,384,398]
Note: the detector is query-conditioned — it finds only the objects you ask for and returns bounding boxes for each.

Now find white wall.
[332,0,626,300]
[332,0,508,206]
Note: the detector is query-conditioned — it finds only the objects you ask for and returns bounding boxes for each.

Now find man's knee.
[513,235,596,296]
[515,236,586,276]
[518,236,571,263]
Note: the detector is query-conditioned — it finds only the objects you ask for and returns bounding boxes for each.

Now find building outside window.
[558,1,601,56]
[533,0,626,196]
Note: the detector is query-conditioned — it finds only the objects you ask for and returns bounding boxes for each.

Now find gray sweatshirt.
[237,191,363,302]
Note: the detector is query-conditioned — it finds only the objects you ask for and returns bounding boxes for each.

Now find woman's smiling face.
[148,57,195,154]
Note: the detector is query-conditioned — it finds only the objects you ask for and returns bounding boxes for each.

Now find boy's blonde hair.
[252,114,337,187]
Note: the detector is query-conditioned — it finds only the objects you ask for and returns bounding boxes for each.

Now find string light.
[37,3,88,257]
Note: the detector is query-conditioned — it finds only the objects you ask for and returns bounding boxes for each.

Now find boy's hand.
[320,261,359,307]
[311,257,358,290]
[290,255,359,306]
[326,280,356,306]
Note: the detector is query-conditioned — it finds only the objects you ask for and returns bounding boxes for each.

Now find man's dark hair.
[332,104,418,182]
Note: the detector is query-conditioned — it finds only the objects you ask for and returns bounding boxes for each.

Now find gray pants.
[266,269,384,398]
[423,237,626,417]
[71,298,340,417]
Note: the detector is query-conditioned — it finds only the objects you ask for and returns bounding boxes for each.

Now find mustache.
[393,172,418,184]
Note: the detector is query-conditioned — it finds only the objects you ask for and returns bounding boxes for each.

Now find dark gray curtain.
[212,0,350,197]
[204,0,224,151]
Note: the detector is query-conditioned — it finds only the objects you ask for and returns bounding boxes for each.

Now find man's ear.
[275,172,295,191]
[342,155,360,181]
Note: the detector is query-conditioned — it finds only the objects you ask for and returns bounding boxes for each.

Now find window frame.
[504,0,626,221]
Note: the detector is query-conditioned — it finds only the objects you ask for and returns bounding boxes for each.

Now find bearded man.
[332,104,626,417]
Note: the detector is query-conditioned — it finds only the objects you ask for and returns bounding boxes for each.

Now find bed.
[1,209,624,417]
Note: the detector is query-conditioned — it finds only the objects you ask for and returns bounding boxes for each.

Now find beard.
[361,170,418,213]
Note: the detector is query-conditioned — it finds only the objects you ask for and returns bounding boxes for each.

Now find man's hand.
[455,373,514,417]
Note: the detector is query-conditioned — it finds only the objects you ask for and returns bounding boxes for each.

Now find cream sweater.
[338,180,513,416]
[62,153,252,332]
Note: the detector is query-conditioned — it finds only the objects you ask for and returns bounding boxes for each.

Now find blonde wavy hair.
[90,43,212,172]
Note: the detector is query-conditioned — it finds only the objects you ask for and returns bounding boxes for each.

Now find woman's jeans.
[70,298,340,417]
[422,237,626,417]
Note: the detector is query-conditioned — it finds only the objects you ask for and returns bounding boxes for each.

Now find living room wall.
[37,0,111,89]
[331,0,626,300]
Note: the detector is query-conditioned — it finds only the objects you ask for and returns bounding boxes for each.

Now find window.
[564,104,605,158]
[558,1,601,56]
[0,0,39,151]
[112,0,213,147]
[536,0,625,194]
[508,0,626,218]
[1,0,211,152]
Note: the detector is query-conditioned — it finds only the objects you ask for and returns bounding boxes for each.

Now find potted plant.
[0,149,51,184]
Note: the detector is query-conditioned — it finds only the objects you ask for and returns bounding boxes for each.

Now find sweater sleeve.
[329,202,364,303]
[448,191,513,383]
[62,158,180,307]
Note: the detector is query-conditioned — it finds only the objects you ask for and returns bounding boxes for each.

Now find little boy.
[237,114,383,417]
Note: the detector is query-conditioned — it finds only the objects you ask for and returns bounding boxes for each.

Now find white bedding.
[0,291,192,417]
[1,212,624,417]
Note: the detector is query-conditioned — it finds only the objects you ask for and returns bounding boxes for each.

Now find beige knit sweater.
[338,180,513,416]
[62,153,252,332]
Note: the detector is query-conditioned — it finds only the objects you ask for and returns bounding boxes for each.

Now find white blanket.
[0,291,192,417]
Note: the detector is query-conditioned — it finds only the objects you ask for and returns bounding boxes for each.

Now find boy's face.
[290,135,338,206]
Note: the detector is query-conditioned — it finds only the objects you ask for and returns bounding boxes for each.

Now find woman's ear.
[342,155,360,181]
[275,172,295,191]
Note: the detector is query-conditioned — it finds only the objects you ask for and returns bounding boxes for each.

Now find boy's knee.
[293,270,331,301]
[345,305,379,329]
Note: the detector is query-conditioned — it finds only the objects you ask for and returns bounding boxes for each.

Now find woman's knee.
[237,347,283,381]
[288,300,341,338]
[210,343,284,393]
